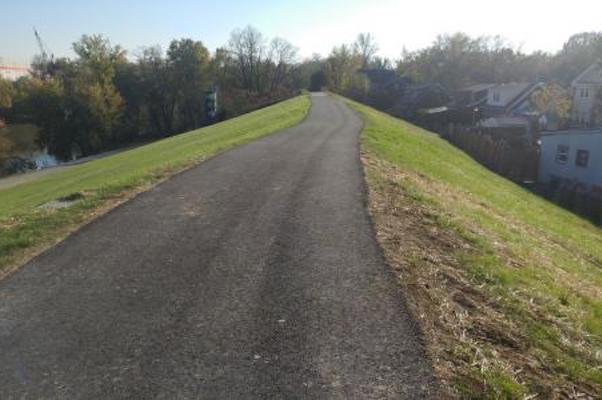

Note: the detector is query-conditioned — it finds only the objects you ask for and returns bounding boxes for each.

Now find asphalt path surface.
[0,94,436,399]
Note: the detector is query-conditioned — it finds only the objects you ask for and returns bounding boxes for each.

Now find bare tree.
[354,33,379,68]
[267,37,298,90]
[228,26,266,92]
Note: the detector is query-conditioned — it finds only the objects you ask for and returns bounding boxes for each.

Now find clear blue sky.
[1,0,601,65]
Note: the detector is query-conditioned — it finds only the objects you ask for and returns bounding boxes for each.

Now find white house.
[539,129,602,192]
[571,61,602,127]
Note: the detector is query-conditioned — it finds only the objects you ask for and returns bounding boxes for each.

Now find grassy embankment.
[350,99,602,399]
[0,95,310,276]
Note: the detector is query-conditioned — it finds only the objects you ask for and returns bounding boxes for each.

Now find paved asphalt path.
[0,94,436,399]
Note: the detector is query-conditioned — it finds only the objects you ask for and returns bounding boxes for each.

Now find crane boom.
[33,27,50,61]
[32,27,55,80]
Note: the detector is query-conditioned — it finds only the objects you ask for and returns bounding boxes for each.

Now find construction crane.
[33,27,52,63]
[33,26,54,80]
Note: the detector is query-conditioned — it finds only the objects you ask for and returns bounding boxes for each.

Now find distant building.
[570,61,602,127]
[539,129,602,192]
[0,63,30,81]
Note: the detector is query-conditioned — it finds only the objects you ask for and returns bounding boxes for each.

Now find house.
[456,82,541,113]
[477,82,544,130]
[571,61,602,127]
[455,82,544,131]
[538,129,602,193]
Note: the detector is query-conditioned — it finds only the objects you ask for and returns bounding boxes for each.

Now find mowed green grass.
[350,100,602,397]
[0,95,310,271]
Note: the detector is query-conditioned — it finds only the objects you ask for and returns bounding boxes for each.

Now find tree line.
[319,31,602,123]
[322,31,602,92]
[0,26,307,161]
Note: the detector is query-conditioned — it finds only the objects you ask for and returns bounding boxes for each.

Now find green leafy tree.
[113,61,148,140]
[0,78,15,110]
[28,35,126,159]
[138,47,178,135]
[325,44,359,92]
[25,78,73,159]
[0,78,14,162]
[73,35,126,86]
[0,134,14,163]
[70,35,125,151]
[295,54,325,91]
[323,44,369,98]
[168,38,211,131]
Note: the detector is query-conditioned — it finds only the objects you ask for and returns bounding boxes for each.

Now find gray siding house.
[539,129,602,193]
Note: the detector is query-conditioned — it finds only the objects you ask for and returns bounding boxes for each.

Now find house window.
[585,88,590,98]
[576,149,589,167]
[555,145,570,164]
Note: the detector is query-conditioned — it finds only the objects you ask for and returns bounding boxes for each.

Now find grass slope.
[0,95,310,274]
[350,99,602,399]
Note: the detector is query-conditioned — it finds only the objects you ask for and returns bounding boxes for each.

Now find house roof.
[460,83,497,93]
[571,61,602,86]
[493,82,532,102]
[540,128,602,137]
[505,82,544,112]
[458,82,540,109]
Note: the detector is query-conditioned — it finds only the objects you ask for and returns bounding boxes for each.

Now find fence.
[444,126,539,183]
[538,178,602,224]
